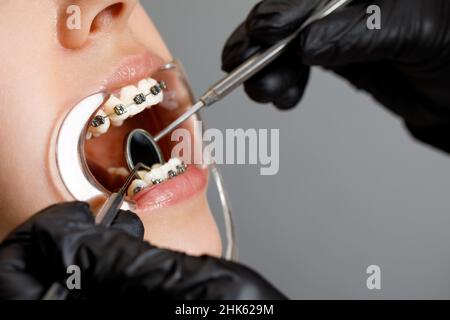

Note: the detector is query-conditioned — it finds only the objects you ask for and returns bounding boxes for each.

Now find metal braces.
[176,163,187,174]
[90,80,167,128]
[151,162,187,185]
[131,161,187,195]
[133,186,144,195]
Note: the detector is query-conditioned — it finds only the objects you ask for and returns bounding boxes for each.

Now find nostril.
[90,3,125,33]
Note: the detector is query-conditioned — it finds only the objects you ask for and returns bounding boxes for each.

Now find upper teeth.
[127,158,187,198]
[88,78,166,137]
[89,109,110,138]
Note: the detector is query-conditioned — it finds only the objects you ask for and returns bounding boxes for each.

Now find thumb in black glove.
[222,0,450,153]
[0,201,144,299]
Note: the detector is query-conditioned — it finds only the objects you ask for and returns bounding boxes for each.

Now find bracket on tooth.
[176,162,187,174]
[91,115,106,128]
[150,81,166,96]
[159,80,167,90]
[151,179,163,185]
[133,93,146,105]
[150,86,161,96]
[168,170,177,178]
[133,186,144,194]
[114,104,127,116]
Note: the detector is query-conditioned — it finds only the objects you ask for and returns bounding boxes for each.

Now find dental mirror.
[125,128,165,170]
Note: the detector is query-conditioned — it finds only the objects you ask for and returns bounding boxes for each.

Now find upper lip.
[101,50,166,93]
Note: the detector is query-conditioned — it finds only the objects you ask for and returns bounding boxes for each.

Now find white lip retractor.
[55,91,135,211]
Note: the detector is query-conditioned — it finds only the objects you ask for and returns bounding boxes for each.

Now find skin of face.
[0,0,222,257]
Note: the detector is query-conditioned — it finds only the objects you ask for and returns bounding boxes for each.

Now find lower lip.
[133,165,209,211]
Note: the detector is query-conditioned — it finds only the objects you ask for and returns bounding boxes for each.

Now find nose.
[57,0,138,49]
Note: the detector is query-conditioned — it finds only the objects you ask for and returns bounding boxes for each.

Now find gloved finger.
[245,0,322,45]
[0,202,94,299]
[243,62,310,109]
[0,236,44,299]
[299,1,402,66]
[110,210,144,240]
[221,0,326,72]
[222,22,262,73]
[3,201,94,267]
[65,229,152,296]
[222,22,309,109]
[273,83,308,110]
[24,202,97,279]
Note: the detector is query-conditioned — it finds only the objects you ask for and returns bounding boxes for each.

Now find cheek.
[128,4,172,61]
[0,1,66,238]
[0,87,65,240]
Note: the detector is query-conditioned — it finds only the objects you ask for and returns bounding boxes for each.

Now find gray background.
[144,0,450,299]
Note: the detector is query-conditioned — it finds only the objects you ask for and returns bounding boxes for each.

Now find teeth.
[127,179,149,198]
[111,120,124,127]
[137,170,148,180]
[168,157,182,168]
[107,167,129,177]
[142,78,164,108]
[88,110,110,137]
[104,95,129,125]
[144,166,168,185]
[87,77,166,139]
[127,158,188,198]
[137,79,154,108]
[120,85,144,116]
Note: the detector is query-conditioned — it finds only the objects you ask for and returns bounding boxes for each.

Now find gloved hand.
[0,201,285,300]
[222,0,450,153]
[0,201,144,299]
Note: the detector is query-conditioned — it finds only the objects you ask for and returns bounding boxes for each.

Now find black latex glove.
[0,201,285,300]
[0,201,144,300]
[222,0,450,153]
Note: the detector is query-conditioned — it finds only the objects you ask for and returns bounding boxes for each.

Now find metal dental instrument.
[125,128,165,171]
[153,0,353,142]
[42,163,149,300]
[94,162,150,226]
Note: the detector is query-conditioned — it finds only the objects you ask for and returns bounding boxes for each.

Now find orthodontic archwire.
[133,161,188,195]
[90,80,167,128]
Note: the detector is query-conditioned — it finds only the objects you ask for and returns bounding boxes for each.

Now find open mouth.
[82,60,207,207]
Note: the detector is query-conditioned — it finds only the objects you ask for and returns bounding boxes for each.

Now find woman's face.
[0,0,222,257]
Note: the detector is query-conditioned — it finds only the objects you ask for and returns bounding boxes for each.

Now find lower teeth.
[127,157,187,198]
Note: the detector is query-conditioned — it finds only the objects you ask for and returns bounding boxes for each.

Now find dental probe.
[153,0,353,142]
[42,163,148,300]
[94,162,150,226]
